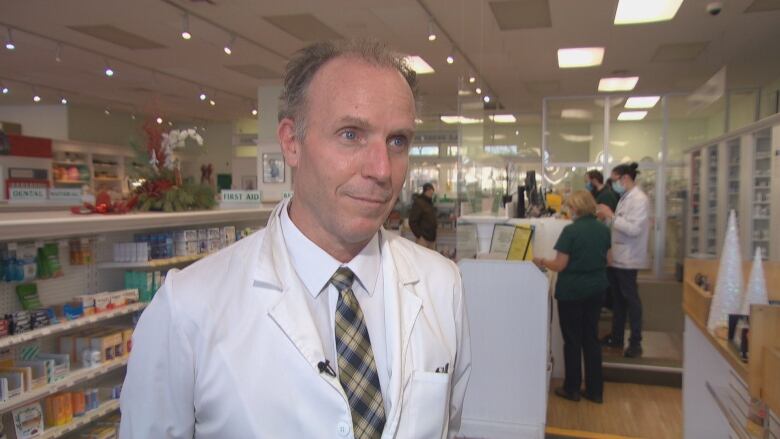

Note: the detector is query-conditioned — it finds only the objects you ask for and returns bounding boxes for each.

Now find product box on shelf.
[4,401,44,439]
[14,360,48,390]
[90,331,124,362]
[73,295,95,316]
[43,392,73,427]
[71,390,86,417]
[0,366,32,392]
[36,353,70,382]
[93,293,111,313]
[0,371,24,401]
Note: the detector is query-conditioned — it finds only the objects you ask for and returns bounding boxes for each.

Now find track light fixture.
[60,96,68,105]
[199,90,207,101]
[251,108,258,116]
[446,53,454,64]
[483,95,490,103]
[181,13,192,40]
[33,94,41,103]
[156,117,163,124]
[427,20,437,42]
[223,34,236,55]
[1,81,8,94]
[475,87,482,95]
[5,27,15,50]
[209,99,216,106]
[104,107,111,115]
[55,43,63,62]
[469,76,476,84]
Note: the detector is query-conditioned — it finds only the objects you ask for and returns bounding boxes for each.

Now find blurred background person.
[409,182,437,249]
[534,190,611,404]
[597,162,650,358]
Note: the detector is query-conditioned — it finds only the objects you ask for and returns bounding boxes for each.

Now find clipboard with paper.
[507,225,535,261]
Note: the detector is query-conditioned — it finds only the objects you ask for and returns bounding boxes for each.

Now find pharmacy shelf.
[0,207,272,241]
[0,357,128,414]
[97,253,210,269]
[39,399,119,439]
[0,303,146,350]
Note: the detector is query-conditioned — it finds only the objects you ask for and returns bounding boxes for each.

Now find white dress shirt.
[279,205,390,411]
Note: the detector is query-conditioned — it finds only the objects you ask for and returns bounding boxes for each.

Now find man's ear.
[278,118,300,168]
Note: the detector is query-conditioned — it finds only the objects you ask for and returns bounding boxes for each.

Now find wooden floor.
[546,379,682,439]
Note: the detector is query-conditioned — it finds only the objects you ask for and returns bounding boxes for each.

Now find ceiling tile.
[263,14,342,41]
[224,64,280,79]
[651,42,709,62]
[489,0,552,30]
[744,0,780,13]
[524,80,560,95]
[67,25,166,50]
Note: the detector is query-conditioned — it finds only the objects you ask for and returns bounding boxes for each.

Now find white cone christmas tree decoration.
[708,210,743,332]
[739,248,769,315]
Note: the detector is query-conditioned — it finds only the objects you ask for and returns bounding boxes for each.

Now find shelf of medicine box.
[52,161,88,167]
[96,252,213,269]
[0,302,146,350]
[0,357,127,414]
[38,399,119,439]
[0,207,272,241]
[52,180,89,185]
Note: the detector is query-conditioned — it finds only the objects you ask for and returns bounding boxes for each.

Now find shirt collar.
[279,204,381,298]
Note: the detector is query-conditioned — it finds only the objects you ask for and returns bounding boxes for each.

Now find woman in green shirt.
[534,190,612,403]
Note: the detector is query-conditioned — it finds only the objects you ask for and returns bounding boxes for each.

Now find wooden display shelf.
[0,357,128,414]
[684,258,780,413]
[53,180,89,185]
[97,253,209,269]
[39,399,119,439]
[93,177,120,182]
[0,302,146,350]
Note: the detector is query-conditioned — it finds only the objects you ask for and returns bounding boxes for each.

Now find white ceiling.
[0,0,779,123]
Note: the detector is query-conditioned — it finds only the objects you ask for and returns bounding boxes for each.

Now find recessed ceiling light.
[32,94,41,103]
[469,76,476,83]
[209,99,216,106]
[251,108,258,116]
[156,117,163,124]
[104,60,115,77]
[614,0,683,25]
[415,118,423,124]
[489,114,517,123]
[561,109,593,119]
[446,54,455,64]
[598,76,639,92]
[181,13,192,40]
[403,56,435,75]
[557,47,605,68]
[458,89,472,96]
[617,110,648,121]
[625,96,660,109]
[60,96,67,105]
[199,91,207,101]
[483,95,491,103]
[475,87,482,95]
[1,86,8,94]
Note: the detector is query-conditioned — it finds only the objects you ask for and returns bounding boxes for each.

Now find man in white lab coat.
[119,39,471,439]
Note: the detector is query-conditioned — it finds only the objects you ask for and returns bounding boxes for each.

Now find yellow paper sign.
[507,225,534,261]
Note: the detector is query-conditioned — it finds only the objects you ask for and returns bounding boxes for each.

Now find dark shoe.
[600,334,623,349]
[624,344,643,358]
[582,392,603,404]
[554,387,581,402]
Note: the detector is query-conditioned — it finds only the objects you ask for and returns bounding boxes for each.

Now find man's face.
[280,57,415,247]
[425,188,435,198]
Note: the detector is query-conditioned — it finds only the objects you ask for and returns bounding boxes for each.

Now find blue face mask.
[613,178,626,195]
[585,181,594,192]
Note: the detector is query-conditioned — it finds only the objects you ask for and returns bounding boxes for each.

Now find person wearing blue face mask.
[585,170,618,215]
[595,162,650,358]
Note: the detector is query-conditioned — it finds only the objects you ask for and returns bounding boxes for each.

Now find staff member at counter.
[597,162,650,358]
[534,190,611,404]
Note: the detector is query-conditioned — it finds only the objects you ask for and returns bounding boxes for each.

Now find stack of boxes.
[59,326,134,368]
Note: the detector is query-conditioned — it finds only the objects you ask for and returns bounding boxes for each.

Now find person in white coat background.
[596,162,650,359]
[119,39,471,439]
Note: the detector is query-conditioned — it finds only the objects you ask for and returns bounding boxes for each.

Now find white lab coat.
[119,200,471,439]
[610,186,651,270]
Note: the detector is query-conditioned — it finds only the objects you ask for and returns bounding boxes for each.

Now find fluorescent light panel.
[557,47,605,68]
[489,114,517,123]
[617,111,647,121]
[561,109,592,119]
[404,56,435,75]
[440,115,483,124]
[625,96,660,109]
[598,76,639,92]
[614,0,683,25]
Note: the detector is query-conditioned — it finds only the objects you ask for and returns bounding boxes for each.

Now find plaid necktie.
[332,267,385,438]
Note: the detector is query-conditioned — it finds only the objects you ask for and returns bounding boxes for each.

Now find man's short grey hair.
[278,38,418,141]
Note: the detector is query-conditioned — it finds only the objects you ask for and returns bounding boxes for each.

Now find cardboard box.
[7,401,44,439]
[90,331,123,362]
[93,293,111,313]
[43,393,73,427]
[73,295,96,315]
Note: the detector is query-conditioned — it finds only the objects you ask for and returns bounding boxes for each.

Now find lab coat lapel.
[258,200,346,398]
[381,231,422,436]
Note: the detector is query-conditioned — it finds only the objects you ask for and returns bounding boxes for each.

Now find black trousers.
[608,267,643,346]
[557,293,603,397]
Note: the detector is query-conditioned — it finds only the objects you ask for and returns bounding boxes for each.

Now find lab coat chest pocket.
[396,371,451,439]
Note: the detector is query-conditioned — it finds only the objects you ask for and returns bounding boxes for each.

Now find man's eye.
[341,130,357,141]
[389,136,409,149]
